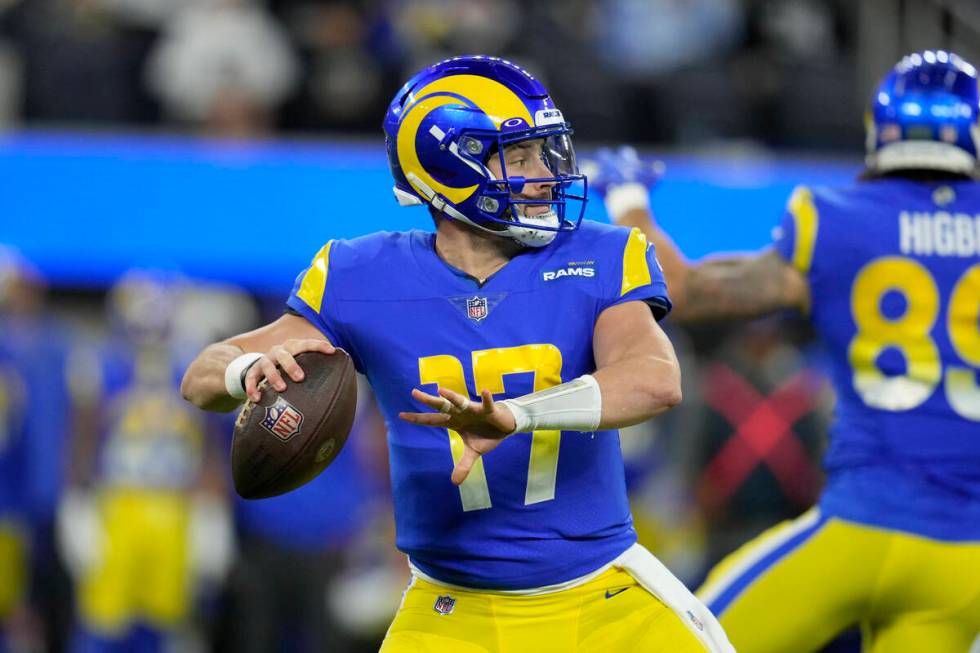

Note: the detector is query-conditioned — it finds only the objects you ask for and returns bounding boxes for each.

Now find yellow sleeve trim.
[620,227,652,297]
[788,187,819,274]
[296,241,333,314]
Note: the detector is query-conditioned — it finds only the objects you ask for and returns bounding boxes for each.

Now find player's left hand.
[399,387,516,486]
[580,145,665,198]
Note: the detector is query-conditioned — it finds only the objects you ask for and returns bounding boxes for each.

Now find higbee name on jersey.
[899,209,980,257]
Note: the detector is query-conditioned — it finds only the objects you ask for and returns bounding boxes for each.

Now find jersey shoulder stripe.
[786,186,820,274]
[563,221,671,318]
[620,227,653,296]
[296,241,333,313]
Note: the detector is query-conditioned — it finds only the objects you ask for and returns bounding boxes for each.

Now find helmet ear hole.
[459,136,484,157]
[477,197,499,213]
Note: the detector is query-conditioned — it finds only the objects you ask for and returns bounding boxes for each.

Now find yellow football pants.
[0,521,25,619]
[698,509,980,653]
[77,490,191,635]
[380,566,707,653]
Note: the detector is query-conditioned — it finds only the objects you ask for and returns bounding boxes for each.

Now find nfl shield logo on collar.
[466,296,488,322]
[433,594,456,615]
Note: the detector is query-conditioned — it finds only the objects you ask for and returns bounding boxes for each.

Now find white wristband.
[224,352,263,400]
[499,374,602,434]
[605,183,651,223]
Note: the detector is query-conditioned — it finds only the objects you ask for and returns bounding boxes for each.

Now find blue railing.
[0,130,861,294]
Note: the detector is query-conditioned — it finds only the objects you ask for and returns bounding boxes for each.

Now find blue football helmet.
[108,269,183,346]
[867,50,979,175]
[383,56,587,247]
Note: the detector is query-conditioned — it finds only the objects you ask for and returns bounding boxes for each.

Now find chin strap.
[405,171,561,247]
[506,210,559,247]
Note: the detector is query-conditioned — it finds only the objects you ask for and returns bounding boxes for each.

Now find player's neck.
[434,220,522,283]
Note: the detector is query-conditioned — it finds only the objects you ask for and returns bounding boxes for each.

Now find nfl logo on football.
[433,595,456,616]
[260,397,305,441]
[466,296,488,322]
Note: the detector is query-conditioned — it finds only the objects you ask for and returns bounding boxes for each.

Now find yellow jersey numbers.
[848,257,980,420]
[419,344,563,511]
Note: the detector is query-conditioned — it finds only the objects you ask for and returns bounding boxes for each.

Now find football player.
[61,271,233,653]
[0,333,27,653]
[182,56,734,652]
[0,244,71,651]
[591,50,980,652]
[0,246,63,653]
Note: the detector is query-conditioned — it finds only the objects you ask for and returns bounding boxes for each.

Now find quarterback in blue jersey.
[182,56,734,652]
[592,51,980,652]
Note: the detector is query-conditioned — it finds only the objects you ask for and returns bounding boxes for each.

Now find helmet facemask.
[458,128,587,247]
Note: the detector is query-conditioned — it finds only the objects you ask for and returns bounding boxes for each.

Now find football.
[231,350,357,499]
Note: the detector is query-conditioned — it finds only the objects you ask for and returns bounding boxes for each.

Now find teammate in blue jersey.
[62,271,234,653]
[0,344,27,653]
[182,56,734,652]
[591,51,980,652]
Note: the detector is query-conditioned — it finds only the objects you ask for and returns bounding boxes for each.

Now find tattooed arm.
[615,207,811,323]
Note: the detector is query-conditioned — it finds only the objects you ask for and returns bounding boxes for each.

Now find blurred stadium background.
[0,0,977,651]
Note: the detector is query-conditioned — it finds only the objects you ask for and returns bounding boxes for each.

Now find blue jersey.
[235,412,378,550]
[774,180,980,540]
[92,348,208,491]
[287,221,670,589]
[1,317,71,523]
[0,350,26,518]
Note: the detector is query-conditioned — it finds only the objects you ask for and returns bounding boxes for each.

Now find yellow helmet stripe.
[397,74,535,206]
[409,74,533,128]
[397,95,480,205]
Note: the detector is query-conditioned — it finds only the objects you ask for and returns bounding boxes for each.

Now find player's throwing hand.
[242,338,335,402]
[399,387,517,486]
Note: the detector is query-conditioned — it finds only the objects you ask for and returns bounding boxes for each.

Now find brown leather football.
[231,350,357,499]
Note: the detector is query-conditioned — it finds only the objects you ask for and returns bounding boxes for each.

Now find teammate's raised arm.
[586,146,810,322]
[652,246,809,322]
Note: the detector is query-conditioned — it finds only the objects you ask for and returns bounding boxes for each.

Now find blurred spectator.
[99,0,190,28]
[275,1,386,130]
[1,0,144,124]
[759,0,837,61]
[732,0,860,150]
[390,0,519,72]
[511,2,627,142]
[60,270,234,653]
[145,0,299,137]
[0,33,21,129]
[598,0,743,78]
[0,0,868,153]
[597,0,744,143]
